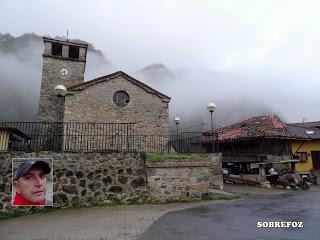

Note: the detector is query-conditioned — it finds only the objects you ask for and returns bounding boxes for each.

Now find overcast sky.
[1,0,320,123]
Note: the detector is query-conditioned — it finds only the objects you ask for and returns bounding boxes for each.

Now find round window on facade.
[113,91,130,108]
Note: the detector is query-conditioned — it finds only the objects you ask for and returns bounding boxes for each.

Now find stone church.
[37,37,170,136]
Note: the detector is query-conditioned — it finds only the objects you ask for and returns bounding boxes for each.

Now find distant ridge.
[139,63,174,78]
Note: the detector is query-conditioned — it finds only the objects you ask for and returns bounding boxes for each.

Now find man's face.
[15,167,47,204]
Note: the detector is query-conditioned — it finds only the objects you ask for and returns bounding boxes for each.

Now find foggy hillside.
[0,33,116,121]
[0,33,309,132]
[135,64,275,132]
[136,63,175,89]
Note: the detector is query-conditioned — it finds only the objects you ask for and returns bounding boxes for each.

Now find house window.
[69,46,79,59]
[295,152,308,163]
[113,91,130,108]
[52,43,62,57]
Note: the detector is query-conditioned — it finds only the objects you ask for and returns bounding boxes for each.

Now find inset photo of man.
[12,158,53,206]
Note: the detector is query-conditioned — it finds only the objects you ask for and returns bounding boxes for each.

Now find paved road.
[138,186,320,240]
[1,187,318,240]
[0,201,215,240]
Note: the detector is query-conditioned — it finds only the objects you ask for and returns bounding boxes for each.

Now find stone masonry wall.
[64,75,169,136]
[0,152,223,213]
[147,154,223,199]
[0,151,148,212]
[38,56,86,122]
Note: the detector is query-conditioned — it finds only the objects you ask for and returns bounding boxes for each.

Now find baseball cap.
[15,160,51,180]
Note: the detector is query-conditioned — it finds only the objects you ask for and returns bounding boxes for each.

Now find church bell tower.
[37,37,88,122]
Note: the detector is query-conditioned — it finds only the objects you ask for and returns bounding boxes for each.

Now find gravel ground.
[224,183,289,195]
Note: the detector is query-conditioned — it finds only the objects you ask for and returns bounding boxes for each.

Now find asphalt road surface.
[138,186,320,240]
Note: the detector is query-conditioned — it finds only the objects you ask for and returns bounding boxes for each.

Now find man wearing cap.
[13,160,51,206]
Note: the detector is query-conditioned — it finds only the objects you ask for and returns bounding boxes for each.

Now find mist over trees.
[0,33,115,121]
[135,64,275,132]
[0,33,300,132]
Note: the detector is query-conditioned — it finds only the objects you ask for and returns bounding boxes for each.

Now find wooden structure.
[202,115,309,180]
[0,124,31,151]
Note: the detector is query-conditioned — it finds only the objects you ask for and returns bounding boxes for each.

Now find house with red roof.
[202,115,309,180]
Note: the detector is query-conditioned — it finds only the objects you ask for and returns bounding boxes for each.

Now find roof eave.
[67,71,171,100]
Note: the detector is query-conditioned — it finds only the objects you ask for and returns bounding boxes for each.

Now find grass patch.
[0,206,55,220]
[146,153,200,161]
[0,200,121,220]
[165,197,201,203]
[291,185,303,192]
[201,193,241,201]
[92,200,121,207]
[164,193,242,203]
[0,195,241,220]
[238,192,250,197]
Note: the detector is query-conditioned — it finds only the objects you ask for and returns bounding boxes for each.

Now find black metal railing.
[133,132,207,153]
[0,122,135,152]
[0,122,218,153]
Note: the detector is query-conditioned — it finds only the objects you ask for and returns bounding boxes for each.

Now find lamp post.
[207,103,216,153]
[174,117,181,136]
[174,117,181,152]
[54,85,67,122]
[53,85,67,152]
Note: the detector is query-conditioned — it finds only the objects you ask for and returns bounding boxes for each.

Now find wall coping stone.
[147,160,212,168]
[146,153,221,168]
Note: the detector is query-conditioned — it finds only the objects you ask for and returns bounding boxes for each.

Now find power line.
[289,96,320,122]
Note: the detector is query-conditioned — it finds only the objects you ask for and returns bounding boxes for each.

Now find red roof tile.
[204,115,308,142]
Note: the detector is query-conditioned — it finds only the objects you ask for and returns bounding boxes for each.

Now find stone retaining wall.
[147,154,223,199]
[0,151,148,212]
[0,152,223,213]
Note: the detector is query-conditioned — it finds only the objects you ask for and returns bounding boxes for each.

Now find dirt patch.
[224,183,289,195]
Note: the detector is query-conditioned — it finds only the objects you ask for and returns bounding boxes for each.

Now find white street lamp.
[207,103,216,113]
[53,85,67,151]
[174,117,181,153]
[54,85,67,122]
[54,85,67,97]
[207,103,216,152]
[174,117,181,136]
